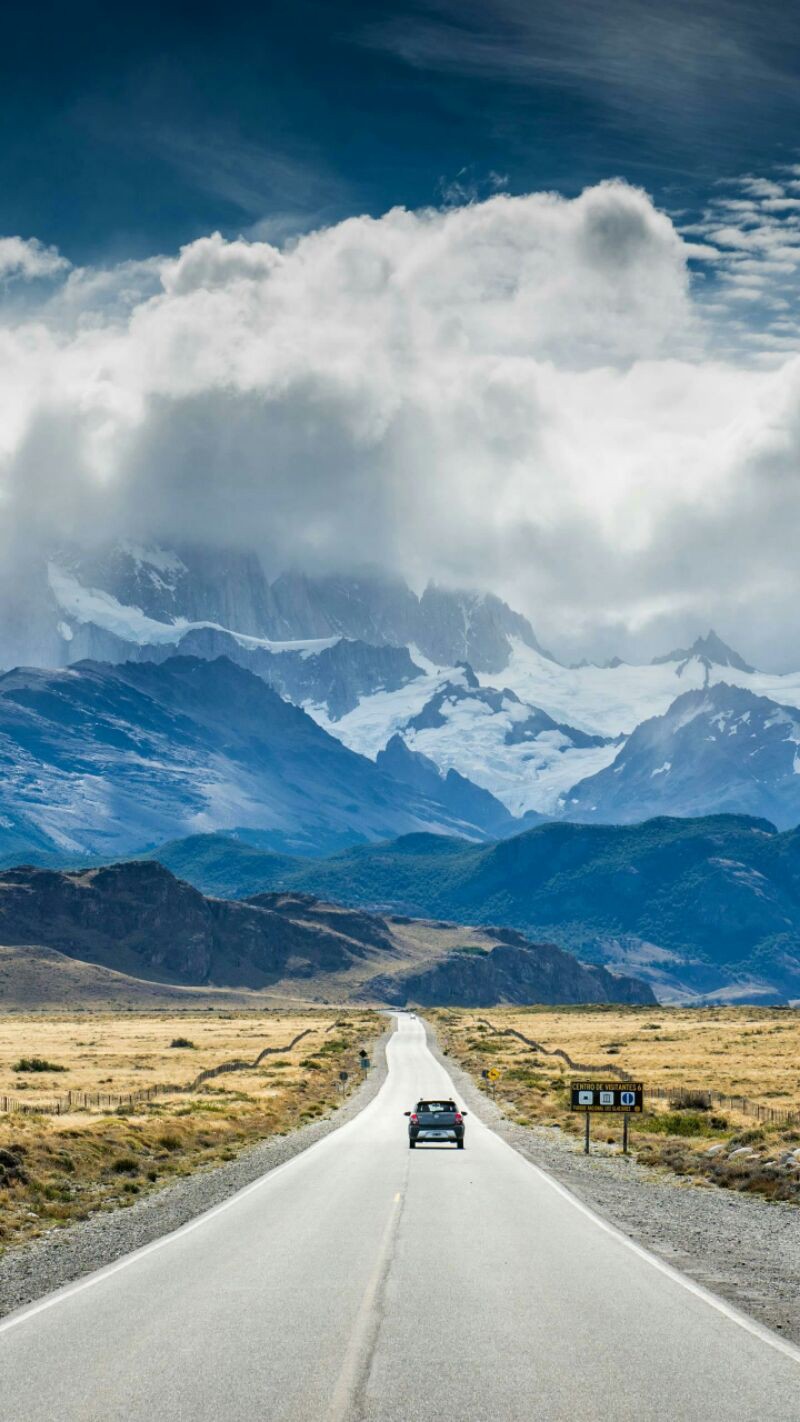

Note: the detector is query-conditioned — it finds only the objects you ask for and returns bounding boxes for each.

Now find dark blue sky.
[4,0,800,262]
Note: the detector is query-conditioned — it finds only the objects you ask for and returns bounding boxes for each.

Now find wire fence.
[476,1019,800,1128]
[0,1028,313,1117]
[645,1084,800,1127]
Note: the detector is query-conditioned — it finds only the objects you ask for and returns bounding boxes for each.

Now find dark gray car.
[404,1098,467,1148]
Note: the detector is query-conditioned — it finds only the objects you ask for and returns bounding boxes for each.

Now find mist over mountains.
[4,542,800,851]
[2,542,800,1005]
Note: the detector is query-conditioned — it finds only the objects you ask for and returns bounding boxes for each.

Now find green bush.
[506,1066,546,1085]
[646,1112,715,1137]
[13,1057,66,1073]
[730,1127,766,1146]
[111,1156,139,1174]
[169,1037,195,1049]
[669,1091,711,1111]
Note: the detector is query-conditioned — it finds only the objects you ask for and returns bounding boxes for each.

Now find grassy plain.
[432,1006,800,1201]
[0,1008,382,1251]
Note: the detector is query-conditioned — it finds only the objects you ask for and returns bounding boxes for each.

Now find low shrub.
[669,1091,711,1111]
[646,1112,710,1137]
[13,1057,66,1073]
[506,1066,546,1085]
[169,1037,195,1049]
[110,1157,139,1175]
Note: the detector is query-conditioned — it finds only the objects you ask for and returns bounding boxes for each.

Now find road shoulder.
[424,1018,800,1346]
[0,1026,392,1319]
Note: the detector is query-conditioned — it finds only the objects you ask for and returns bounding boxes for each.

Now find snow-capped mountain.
[0,656,514,862]
[375,734,520,838]
[387,668,616,817]
[565,683,800,829]
[651,630,755,675]
[36,546,550,675]
[487,632,800,739]
[7,541,800,832]
[139,625,425,721]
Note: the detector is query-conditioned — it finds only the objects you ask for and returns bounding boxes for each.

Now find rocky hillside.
[566,683,800,829]
[0,655,515,860]
[146,815,800,1004]
[0,861,653,1005]
[15,547,551,676]
[0,862,363,988]
[363,929,651,1008]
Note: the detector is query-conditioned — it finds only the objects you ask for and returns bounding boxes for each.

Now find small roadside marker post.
[584,1108,590,1154]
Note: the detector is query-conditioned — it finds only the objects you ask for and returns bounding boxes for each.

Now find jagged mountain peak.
[418,581,555,671]
[564,680,800,829]
[652,628,755,674]
[30,543,554,679]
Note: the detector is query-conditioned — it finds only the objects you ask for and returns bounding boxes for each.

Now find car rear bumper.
[410,1129,464,1141]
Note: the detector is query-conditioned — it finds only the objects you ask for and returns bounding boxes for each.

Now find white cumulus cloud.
[0,236,69,281]
[1,179,800,668]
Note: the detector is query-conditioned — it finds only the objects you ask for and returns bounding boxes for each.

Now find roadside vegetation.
[431,1006,800,1204]
[0,1009,382,1251]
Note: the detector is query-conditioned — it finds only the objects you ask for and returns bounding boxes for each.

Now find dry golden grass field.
[432,1006,800,1202]
[0,1008,382,1251]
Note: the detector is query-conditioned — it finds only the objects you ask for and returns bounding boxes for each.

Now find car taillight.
[410,1113,418,1123]
[454,1113,463,1124]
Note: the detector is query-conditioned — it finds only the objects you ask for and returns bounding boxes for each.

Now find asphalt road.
[3,1015,800,1421]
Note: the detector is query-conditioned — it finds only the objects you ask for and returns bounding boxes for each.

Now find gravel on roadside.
[425,1019,800,1346]
[0,1028,391,1320]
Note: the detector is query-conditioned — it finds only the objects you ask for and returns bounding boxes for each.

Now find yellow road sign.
[487,1067,501,1082]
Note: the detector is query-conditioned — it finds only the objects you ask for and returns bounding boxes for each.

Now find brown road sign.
[570,1082,643,1112]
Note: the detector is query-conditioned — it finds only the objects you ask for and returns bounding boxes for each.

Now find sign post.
[570,1081,643,1155]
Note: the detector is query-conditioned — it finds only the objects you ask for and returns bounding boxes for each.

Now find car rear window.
[417,1100,456,1113]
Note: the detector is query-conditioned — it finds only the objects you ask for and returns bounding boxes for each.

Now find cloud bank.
[1,178,800,667]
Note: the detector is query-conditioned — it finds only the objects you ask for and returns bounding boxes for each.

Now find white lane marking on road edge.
[464,1089,800,1368]
[0,1030,398,1338]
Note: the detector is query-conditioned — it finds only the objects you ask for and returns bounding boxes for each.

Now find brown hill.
[0,862,654,1007]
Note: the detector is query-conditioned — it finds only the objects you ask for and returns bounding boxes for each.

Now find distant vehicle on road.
[404,1098,467,1148]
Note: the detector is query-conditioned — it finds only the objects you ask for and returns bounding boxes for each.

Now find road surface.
[3,1015,800,1421]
